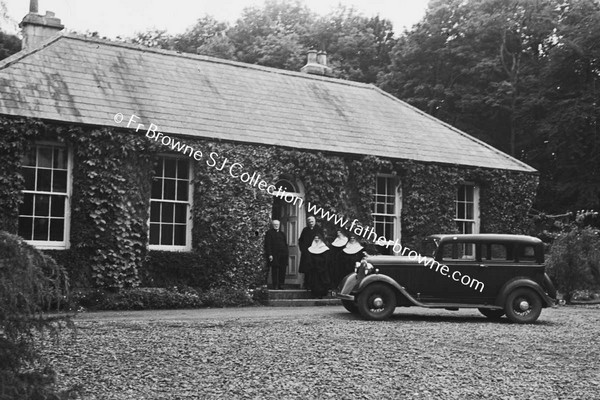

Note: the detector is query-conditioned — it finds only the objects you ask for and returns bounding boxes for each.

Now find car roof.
[428,234,543,245]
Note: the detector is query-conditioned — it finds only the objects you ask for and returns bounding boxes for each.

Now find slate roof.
[0,33,535,172]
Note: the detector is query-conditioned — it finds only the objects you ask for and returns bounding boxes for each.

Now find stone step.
[267,298,342,307]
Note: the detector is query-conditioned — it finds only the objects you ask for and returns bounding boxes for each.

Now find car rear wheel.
[478,308,505,320]
[504,288,542,324]
[342,300,359,314]
[357,283,396,321]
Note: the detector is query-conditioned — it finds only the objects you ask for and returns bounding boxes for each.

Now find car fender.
[338,272,360,295]
[495,277,555,307]
[357,274,404,294]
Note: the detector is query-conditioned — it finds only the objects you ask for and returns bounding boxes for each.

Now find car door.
[427,240,494,304]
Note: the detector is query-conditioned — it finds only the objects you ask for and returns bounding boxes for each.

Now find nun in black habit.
[307,235,331,298]
[341,233,365,277]
[329,230,349,288]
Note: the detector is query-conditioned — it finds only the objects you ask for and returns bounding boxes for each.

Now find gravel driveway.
[42,305,600,400]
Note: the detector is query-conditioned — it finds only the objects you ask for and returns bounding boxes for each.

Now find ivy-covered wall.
[0,116,538,289]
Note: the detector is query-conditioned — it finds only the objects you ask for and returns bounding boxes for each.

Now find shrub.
[0,231,72,399]
[201,286,254,308]
[69,287,204,311]
[546,227,600,302]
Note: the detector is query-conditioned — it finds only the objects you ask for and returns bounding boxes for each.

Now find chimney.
[301,49,332,76]
[19,0,64,51]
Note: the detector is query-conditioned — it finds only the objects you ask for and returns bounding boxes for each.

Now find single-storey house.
[0,5,538,289]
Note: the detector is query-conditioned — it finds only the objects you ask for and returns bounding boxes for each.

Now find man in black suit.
[264,219,288,290]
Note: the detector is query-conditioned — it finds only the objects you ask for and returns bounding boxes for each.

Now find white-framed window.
[149,156,192,251]
[455,184,480,235]
[372,175,401,248]
[18,143,72,249]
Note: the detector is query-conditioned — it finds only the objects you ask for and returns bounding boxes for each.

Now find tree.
[378,0,600,212]
[0,231,72,398]
[129,28,174,49]
[311,7,395,82]
[0,30,20,60]
[379,0,558,154]
[530,0,600,211]
[227,0,315,69]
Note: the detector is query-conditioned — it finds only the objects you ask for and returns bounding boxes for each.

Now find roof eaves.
[369,85,537,173]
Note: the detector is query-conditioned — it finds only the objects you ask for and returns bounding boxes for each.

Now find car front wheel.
[357,283,396,321]
[478,308,505,320]
[504,288,542,324]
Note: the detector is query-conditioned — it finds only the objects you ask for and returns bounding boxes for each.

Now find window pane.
[164,158,177,178]
[33,217,49,240]
[466,186,473,201]
[161,202,174,223]
[20,193,34,215]
[386,203,394,214]
[174,225,186,246]
[49,218,64,241]
[177,159,189,179]
[53,148,67,169]
[174,203,187,223]
[37,169,52,192]
[18,217,33,240]
[457,203,465,219]
[38,147,53,168]
[53,170,67,192]
[150,202,160,222]
[163,179,176,200]
[457,186,465,201]
[35,195,50,217]
[23,147,36,167]
[151,178,163,199]
[23,167,35,190]
[50,196,65,217]
[466,203,473,219]
[161,224,173,245]
[464,223,473,234]
[176,180,188,201]
[149,223,160,245]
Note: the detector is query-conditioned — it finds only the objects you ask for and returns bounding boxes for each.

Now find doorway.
[271,178,305,286]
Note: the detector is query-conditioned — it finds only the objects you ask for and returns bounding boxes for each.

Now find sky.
[2,0,430,39]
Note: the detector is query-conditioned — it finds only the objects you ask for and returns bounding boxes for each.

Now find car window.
[441,242,476,261]
[517,245,537,262]
[481,244,514,261]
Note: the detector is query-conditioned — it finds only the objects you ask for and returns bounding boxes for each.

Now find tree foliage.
[0,30,20,60]
[379,0,600,212]
[128,0,395,83]
[0,230,71,399]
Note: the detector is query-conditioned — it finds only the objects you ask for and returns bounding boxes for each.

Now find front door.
[280,202,299,280]
[271,178,305,286]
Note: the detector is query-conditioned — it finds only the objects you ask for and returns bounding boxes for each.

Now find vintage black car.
[336,234,557,323]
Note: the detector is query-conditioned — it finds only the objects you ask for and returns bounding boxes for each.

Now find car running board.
[398,286,503,310]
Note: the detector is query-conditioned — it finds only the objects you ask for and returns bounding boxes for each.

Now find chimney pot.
[307,50,318,64]
[30,0,38,13]
[317,51,327,66]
